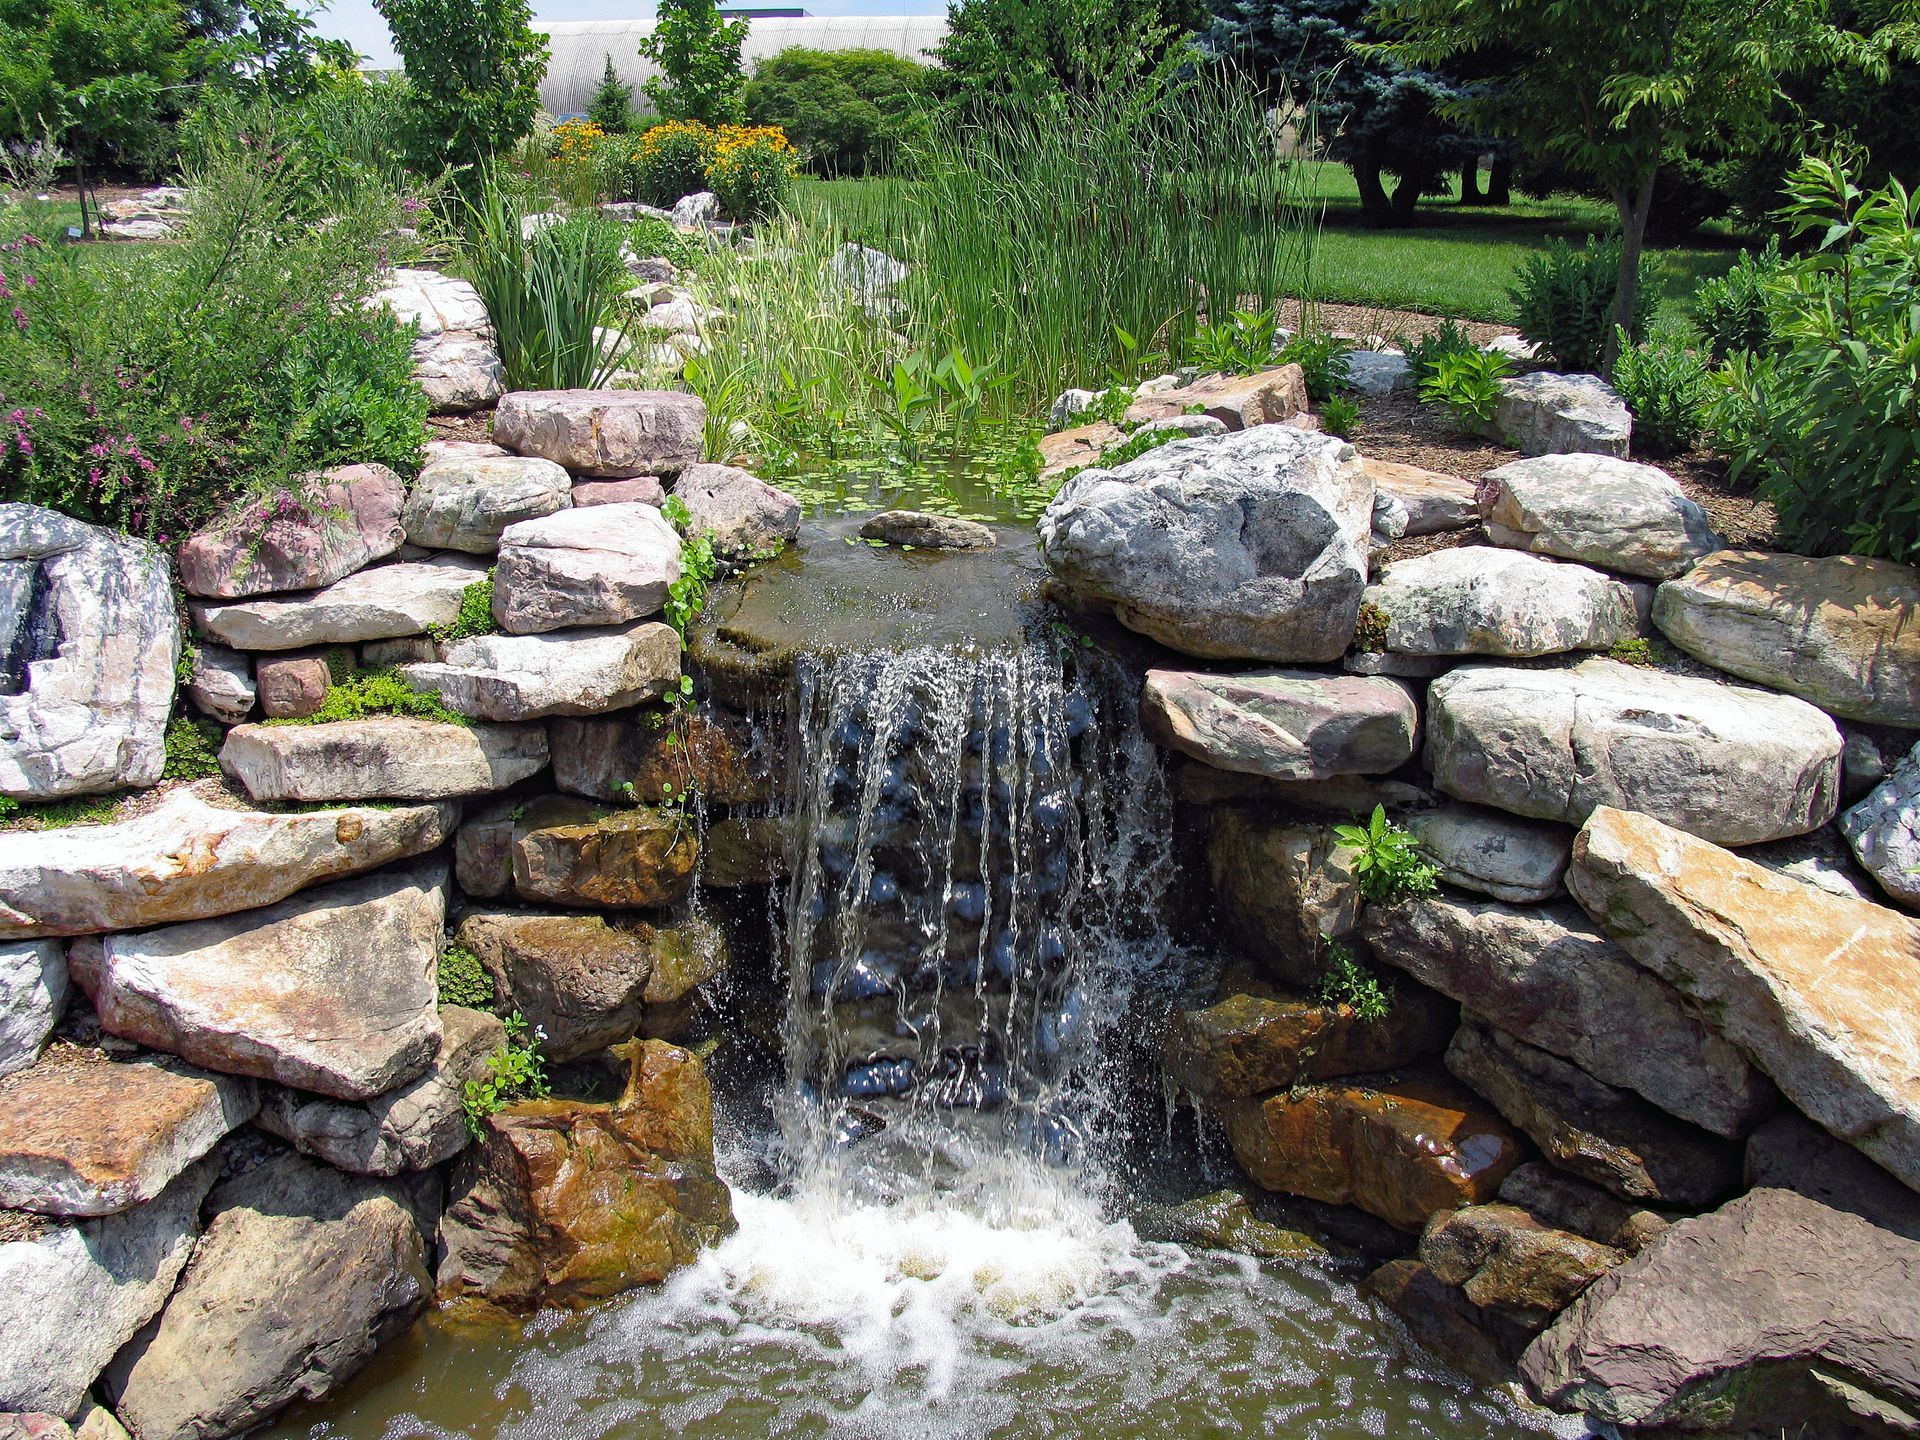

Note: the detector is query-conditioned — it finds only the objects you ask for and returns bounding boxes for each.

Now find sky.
[316,0,947,68]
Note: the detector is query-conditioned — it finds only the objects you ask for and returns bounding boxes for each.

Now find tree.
[933,0,1206,115]
[587,53,635,132]
[743,47,932,176]
[376,0,547,178]
[638,0,748,126]
[1371,0,1860,371]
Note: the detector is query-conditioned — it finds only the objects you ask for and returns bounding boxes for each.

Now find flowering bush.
[631,119,718,206]
[707,124,797,220]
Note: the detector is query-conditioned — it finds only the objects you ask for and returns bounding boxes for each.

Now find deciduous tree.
[376,0,547,178]
[638,0,749,125]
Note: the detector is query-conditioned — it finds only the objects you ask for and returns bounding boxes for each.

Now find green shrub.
[462,1012,550,1137]
[1190,307,1282,375]
[437,943,495,1009]
[1402,318,1478,386]
[1419,349,1511,433]
[269,668,469,727]
[1333,804,1439,902]
[162,717,223,781]
[707,126,798,221]
[626,215,703,271]
[1706,154,1920,563]
[1612,330,1711,457]
[430,574,497,643]
[1320,394,1360,439]
[1276,330,1356,403]
[743,47,932,177]
[1510,235,1657,374]
[1317,942,1393,1023]
[588,55,637,133]
[1692,239,1782,362]
[631,119,718,206]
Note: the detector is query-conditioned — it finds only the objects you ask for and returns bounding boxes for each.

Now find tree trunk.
[1353,162,1394,227]
[1389,166,1433,226]
[74,154,90,238]
[1603,167,1659,376]
[1460,157,1485,204]
[1486,157,1512,206]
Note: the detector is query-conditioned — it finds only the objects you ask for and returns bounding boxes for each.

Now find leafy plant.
[437,943,495,1009]
[742,47,933,177]
[1276,330,1356,402]
[162,717,223,781]
[706,124,798,220]
[1333,805,1439,902]
[1612,329,1711,457]
[1691,240,1782,362]
[1402,318,1478,386]
[1190,307,1282,375]
[430,574,497,644]
[1606,636,1669,666]
[461,1013,549,1137]
[1320,394,1360,439]
[1419,349,1512,433]
[639,0,749,125]
[376,0,548,180]
[631,119,719,206]
[625,214,703,272]
[660,494,720,635]
[1353,600,1389,653]
[1509,235,1657,374]
[268,668,469,727]
[1317,942,1394,1023]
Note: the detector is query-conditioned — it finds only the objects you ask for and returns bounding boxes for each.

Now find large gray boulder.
[0,506,179,800]
[104,1152,432,1440]
[1653,550,1920,727]
[1495,373,1631,457]
[1362,547,1641,658]
[671,464,801,557]
[1425,657,1843,845]
[1037,427,1372,662]
[1480,454,1718,579]
[1842,739,1920,909]
[176,465,406,600]
[400,454,572,554]
[492,389,706,477]
[1140,668,1417,780]
[1520,1187,1920,1435]
[256,1004,505,1174]
[219,718,548,803]
[400,621,680,722]
[70,863,447,1101]
[0,941,65,1076]
[1568,805,1920,1192]
[0,790,456,938]
[368,267,505,413]
[1362,894,1774,1137]
[191,555,488,651]
[491,504,683,635]
[1401,804,1571,904]
[0,1159,213,1417]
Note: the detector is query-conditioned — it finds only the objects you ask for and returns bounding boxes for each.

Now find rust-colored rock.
[551,708,773,807]
[1207,809,1358,986]
[1124,365,1309,430]
[1420,1203,1624,1331]
[509,795,698,910]
[1037,422,1124,482]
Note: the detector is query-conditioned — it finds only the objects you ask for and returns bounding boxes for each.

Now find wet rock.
[0,1159,213,1417]
[507,797,699,911]
[1420,1203,1623,1330]
[253,653,331,720]
[0,942,65,1076]
[1425,657,1843,845]
[1494,372,1631,457]
[0,1057,255,1216]
[700,817,787,889]
[1840,738,1920,910]
[1038,426,1372,662]
[857,510,997,551]
[1132,1190,1325,1258]
[257,1005,506,1175]
[1401,804,1570,903]
[1208,810,1359,986]
[400,621,680,722]
[103,1153,431,1440]
[0,791,454,940]
[1480,455,1718,579]
[1361,1259,1517,1385]
[0,506,179,800]
[1520,1186,1920,1435]
[671,464,800,557]
[1568,804,1920,1191]
[572,476,666,507]
[1362,548,1641,658]
[369,268,504,413]
[1122,364,1309,430]
[185,644,252,724]
[177,464,405,600]
[219,717,547,803]
[1445,1019,1744,1208]
[552,708,772,808]
[191,555,489,651]
[70,863,446,1102]
[1141,668,1417,780]
[491,504,683,635]
[1224,1067,1522,1230]
[1653,550,1920,727]
[1496,1164,1670,1256]
[401,455,572,554]
[436,1040,735,1310]
[1176,762,1431,815]
[1362,893,1773,1137]
[1163,983,1455,1101]
[492,389,706,478]
[1363,458,1478,536]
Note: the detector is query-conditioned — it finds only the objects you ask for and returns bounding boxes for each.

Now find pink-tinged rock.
[177,464,407,600]
[1142,667,1417,780]
[493,390,706,478]
[254,653,332,720]
[671,464,801,556]
[1124,365,1309,430]
[573,477,666,507]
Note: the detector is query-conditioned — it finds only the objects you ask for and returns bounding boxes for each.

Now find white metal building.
[538,14,948,116]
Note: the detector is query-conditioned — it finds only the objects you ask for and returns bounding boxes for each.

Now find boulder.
[1400,804,1571,904]
[1141,668,1417,781]
[0,942,64,1076]
[699,816,787,889]
[1497,1163,1671,1256]
[1653,550,1920,728]
[1122,364,1309,430]
[436,1040,735,1310]
[400,455,572,554]
[1037,426,1372,661]
[672,191,718,227]
[1344,350,1409,397]
[1208,810,1358,986]
[1744,1110,1920,1241]
[0,1160,213,1417]
[1036,421,1123,483]
[0,506,178,800]
[491,504,683,634]
[453,804,516,899]
[1841,739,1920,909]
[368,268,504,413]
[256,1005,506,1175]
[252,653,331,720]
[0,791,455,940]
[1568,804,1920,1192]
[219,717,547,803]
[1446,1018,1744,1208]
[670,463,801,557]
[492,389,706,478]
[399,621,680,722]
[191,555,488,651]
[1425,658,1843,845]
[829,243,907,310]
[1420,1203,1623,1331]
[1480,455,1719,579]
[1048,389,1100,430]
[1225,1067,1522,1230]
[103,1152,431,1440]
[857,510,997,551]
[507,797,699,911]
[184,645,252,724]
[1362,893,1774,1137]
[1362,547,1642,658]
[1494,373,1631,457]
[572,476,666,508]
[1520,1187,1920,1435]
[551,708,772,808]
[1362,459,1478,536]
[177,465,405,600]
[1178,761,1431,815]
[1361,1259,1517,1385]
[70,863,446,1102]
[0,1057,255,1216]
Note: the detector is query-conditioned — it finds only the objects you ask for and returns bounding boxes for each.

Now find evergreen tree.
[587,53,634,131]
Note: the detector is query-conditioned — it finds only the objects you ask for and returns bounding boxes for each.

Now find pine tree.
[587,53,634,132]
